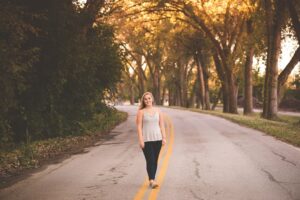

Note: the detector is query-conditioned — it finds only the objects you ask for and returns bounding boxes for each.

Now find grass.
[170,106,300,148]
[0,109,128,183]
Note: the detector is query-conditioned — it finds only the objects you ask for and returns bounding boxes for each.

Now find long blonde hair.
[139,92,155,110]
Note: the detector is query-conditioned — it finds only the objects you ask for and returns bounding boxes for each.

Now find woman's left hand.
[162,138,167,145]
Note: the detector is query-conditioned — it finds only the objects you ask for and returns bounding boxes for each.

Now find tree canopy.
[0,0,124,149]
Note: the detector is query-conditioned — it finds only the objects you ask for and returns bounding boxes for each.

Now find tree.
[262,0,288,119]
[156,0,257,113]
[243,19,255,115]
[0,0,123,149]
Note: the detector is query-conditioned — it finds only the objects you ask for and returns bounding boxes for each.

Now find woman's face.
[143,94,153,107]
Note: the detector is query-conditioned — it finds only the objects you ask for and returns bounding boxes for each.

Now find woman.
[136,92,167,189]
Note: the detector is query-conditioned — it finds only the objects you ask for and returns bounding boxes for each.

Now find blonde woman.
[136,92,167,188]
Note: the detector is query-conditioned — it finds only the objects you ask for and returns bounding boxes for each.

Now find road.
[1,106,300,200]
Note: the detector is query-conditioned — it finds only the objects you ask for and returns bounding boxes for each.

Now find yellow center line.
[147,116,174,200]
[133,114,174,200]
[133,177,150,200]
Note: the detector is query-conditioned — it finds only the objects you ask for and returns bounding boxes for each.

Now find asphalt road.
[1,106,300,200]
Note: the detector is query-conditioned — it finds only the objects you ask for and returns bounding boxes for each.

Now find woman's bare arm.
[158,110,167,145]
[136,109,144,149]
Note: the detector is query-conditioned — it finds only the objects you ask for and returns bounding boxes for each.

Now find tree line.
[0,0,123,150]
[108,0,300,119]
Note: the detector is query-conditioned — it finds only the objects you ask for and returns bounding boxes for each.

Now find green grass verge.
[0,109,127,181]
[170,106,300,147]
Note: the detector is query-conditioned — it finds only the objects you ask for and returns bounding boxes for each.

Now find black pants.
[142,140,162,180]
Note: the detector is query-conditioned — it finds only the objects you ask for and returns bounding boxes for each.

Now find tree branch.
[278,47,300,87]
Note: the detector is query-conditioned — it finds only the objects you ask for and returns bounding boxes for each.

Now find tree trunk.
[195,79,201,108]
[213,53,229,112]
[227,72,238,113]
[136,55,145,97]
[153,67,160,105]
[223,85,230,112]
[263,0,286,119]
[195,52,211,110]
[181,64,188,107]
[173,70,182,106]
[263,15,271,117]
[212,89,221,110]
[213,51,237,113]
[263,0,275,118]
[244,19,254,115]
[203,64,211,110]
[175,84,181,106]
[161,86,167,105]
[168,87,174,106]
[188,81,197,108]
[244,48,254,115]
[195,55,206,109]
[130,84,134,105]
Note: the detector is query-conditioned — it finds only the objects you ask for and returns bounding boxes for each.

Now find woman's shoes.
[149,181,159,189]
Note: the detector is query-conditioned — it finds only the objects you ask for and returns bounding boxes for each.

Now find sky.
[279,36,299,74]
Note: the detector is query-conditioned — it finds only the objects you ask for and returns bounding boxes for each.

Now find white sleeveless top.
[142,111,162,142]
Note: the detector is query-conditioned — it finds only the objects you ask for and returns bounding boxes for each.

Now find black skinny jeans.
[142,140,162,180]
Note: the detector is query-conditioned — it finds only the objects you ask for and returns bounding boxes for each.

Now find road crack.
[193,159,201,179]
[271,151,297,167]
[261,168,296,200]
[190,189,205,200]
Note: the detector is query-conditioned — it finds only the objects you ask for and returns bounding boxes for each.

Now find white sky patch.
[279,36,299,74]
[142,56,147,70]
[254,36,299,76]
[77,0,87,3]
[129,67,134,75]
[75,0,86,7]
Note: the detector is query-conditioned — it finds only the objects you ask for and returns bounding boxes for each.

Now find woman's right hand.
[139,141,145,149]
